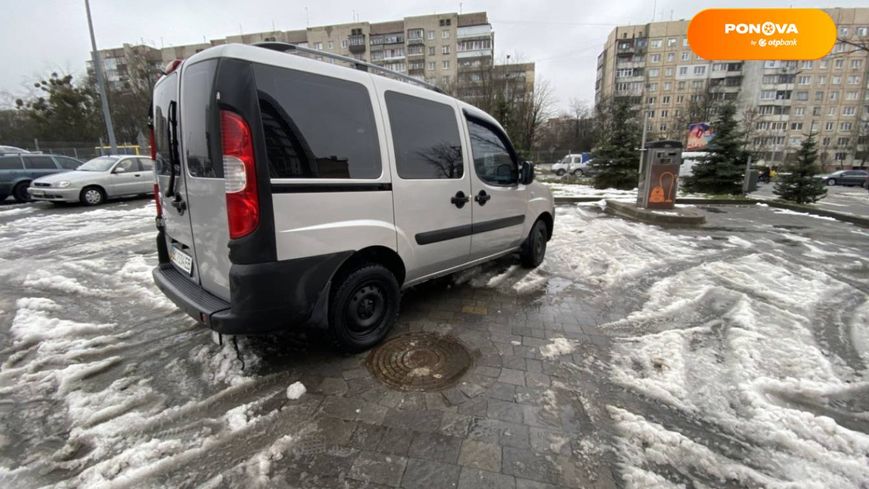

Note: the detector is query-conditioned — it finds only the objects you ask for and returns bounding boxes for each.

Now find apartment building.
[595,8,869,167]
[95,12,498,94]
[87,43,164,91]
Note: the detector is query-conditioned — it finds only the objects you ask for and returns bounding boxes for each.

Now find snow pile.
[540,338,577,358]
[190,341,260,387]
[607,252,869,487]
[285,381,306,400]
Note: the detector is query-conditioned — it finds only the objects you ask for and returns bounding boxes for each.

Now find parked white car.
[28,155,156,205]
[150,43,555,352]
[551,153,591,176]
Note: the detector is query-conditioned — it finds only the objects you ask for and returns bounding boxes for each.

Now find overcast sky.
[0,0,864,112]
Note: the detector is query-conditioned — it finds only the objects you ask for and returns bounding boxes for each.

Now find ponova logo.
[688,9,836,60]
[723,22,799,35]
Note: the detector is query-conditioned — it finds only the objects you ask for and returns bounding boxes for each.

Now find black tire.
[826,178,836,186]
[328,263,400,353]
[12,182,31,202]
[555,169,566,176]
[571,169,584,177]
[80,186,106,206]
[0,193,8,202]
[520,219,548,269]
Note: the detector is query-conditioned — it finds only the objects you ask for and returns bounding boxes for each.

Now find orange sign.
[688,9,837,60]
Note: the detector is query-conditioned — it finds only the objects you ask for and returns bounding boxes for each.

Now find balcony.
[457,48,492,59]
[348,34,366,54]
[407,37,425,45]
[615,61,645,69]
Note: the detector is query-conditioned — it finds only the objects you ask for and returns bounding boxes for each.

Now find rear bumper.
[152,231,351,334]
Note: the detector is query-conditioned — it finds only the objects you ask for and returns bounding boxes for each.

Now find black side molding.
[415,215,525,245]
[271,182,392,193]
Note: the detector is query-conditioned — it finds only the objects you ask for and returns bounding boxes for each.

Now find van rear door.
[153,71,202,286]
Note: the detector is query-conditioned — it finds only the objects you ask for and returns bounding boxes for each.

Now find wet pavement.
[0,199,867,488]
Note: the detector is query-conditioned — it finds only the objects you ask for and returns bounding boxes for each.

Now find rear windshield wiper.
[165,100,179,198]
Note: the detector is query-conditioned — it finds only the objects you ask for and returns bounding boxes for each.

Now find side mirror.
[521,161,535,185]
[113,167,126,174]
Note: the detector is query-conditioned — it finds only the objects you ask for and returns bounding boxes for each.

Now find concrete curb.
[603,199,706,226]
[553,196,869,227]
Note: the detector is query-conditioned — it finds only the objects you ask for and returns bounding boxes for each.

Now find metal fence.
[13,142,145,161]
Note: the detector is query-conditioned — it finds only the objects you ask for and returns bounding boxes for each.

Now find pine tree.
[591,98,641,190]
[682,103,746,195]
[774,132,827,204]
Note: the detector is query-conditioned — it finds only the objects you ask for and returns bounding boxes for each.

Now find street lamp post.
[85,0,118,155]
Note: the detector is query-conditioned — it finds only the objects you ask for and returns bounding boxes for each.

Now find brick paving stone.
[486,399,524,424]
[524,359,543,374]
[475,366,502,378]
[375,427,414,456]
[357,401,390,425]
[440,411,473,438]
[522,337,548,348]
[501,447,560,485]
[407,432,463,464]
[401,458,461,489]
[318,417,357,446]
[457,397,488,417]
[383,408,444,433]
[486,382,516,402]
[343,367,369,380]
[457,467,516,489]
[528,428,571,455]
[514,386,547,405]
[499,422,531,449]
[350,423,386,450]
[515,479,558,489]
[349,452,407,487]
[525,372,551,389]
[442,387,468,406]
[459,381,487,398]
[458,440,502,472]
[498,368,526,386]
[501,356,527,371]
[317,377,349,396]
[321,396,365,421]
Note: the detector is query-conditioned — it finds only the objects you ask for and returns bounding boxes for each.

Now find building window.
[427,30,435,40]
[681,52,690,61]
[341,39,348,48]
[314,42,323,50]
[794,107,806,116]
[442,30,450,39]
[834,59,844,69]
[693,65,706,75]
[667,52,675,62]
[798,75,811,85]
[832,76,841,85]
[801,61,813,69]
[442,60,449,70]
[840,122,853,131]
[650,54,661,63]
[857,26,868,37]
[427,61,436,70]
[678,66,688,75]
[851,59,863,69]
[648,68,659,77]
[847,75,860,85]
[843,106,856,116]
[442,45,450,54]
[664,81,672,91]
[667,38,677,47]
[677,81,685,90]
[428,46,435,55]
[665,67,673,76]
[650,39,662,48]
[648,82,658,91]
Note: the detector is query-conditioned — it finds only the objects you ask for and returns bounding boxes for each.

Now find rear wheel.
[555,169,566,176]
[80,186,105,206]
[826,178,837,186]
[328,263,400,353]
[520,219,548,269]
[12,182,31,202]
[571,169,584,177]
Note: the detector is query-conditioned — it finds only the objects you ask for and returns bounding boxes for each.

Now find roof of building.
[458,12,488,27]
[370,20,404,35]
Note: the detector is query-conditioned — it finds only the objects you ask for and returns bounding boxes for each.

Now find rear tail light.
[220,110,259,239]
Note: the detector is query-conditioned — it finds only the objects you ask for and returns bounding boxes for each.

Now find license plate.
[170,246,193,275]
[30,189,44,196]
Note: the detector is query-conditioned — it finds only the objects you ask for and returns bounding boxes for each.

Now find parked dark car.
[824,169,869,187]
[0,153,84,202]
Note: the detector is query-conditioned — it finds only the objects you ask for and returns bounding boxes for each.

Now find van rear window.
[253,64,381,179]
[0,156,23,170]
[182,60,219,178]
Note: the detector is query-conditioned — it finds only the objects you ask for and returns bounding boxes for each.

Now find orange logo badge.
[688,9,837,60]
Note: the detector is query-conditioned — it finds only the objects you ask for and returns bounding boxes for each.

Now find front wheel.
[328,263,400,353]
[554,169,566,176]
[826,178,837,186]
[80,186,105,206]
[571,169,584,177]
[520,220,548,269]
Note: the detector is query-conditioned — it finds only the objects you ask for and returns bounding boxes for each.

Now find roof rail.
[252,42,445,94]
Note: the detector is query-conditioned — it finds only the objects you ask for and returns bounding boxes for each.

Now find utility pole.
[84,0,117,155]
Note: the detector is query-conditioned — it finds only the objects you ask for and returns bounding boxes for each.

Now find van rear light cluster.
[220,110,259,239]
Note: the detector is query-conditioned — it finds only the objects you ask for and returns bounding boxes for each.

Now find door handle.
[134,174,141,177]
[475,190,491,206]
[450,191,470,209]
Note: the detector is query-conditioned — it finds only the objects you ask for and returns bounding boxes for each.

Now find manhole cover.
[367,332,472,391]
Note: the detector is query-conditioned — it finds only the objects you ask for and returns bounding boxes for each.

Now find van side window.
[254,64,381,179]
[54,156,82,170]
[153,72,177,176]
[466,118,518,185]
[385,91,463,179]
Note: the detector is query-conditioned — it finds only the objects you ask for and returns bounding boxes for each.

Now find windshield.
[77,156,120,172]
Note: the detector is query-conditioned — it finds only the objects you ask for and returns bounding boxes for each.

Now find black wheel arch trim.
[415,215,525,245]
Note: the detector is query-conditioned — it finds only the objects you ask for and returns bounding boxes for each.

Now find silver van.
[151,43,554,352]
